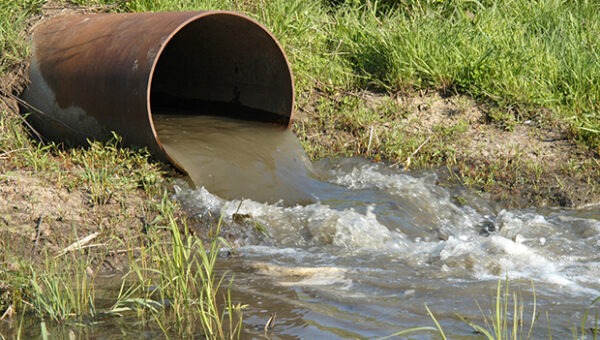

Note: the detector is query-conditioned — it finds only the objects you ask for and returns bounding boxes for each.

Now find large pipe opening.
[151,13,294,125]
[21,11,294,173]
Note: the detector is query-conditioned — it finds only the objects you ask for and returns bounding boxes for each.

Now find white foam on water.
[331,164,421,190]
[228,201,405,249]
[173,161,600,297]
[239,245,309,257]
[427,212,600,296]
[175,183,406,250]
[483,236,570,284]
[329,164,484,238]
[174,185,224,215]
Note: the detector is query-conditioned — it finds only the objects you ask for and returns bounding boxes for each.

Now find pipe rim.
[146,11,295,172]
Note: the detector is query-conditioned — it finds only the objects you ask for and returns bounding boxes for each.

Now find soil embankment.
[295,89,599,208]
[1,2,599,264]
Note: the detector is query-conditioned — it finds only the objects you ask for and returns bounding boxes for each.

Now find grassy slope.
[327,0,600,146]
[0,0,599,336]
[0,1,238,335]
[2,0,598,159]
[116,0,600,151]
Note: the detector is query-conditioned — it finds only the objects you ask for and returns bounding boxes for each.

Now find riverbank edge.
[1,0,599,333]
[1,0,598,272]
[294,86,600,209]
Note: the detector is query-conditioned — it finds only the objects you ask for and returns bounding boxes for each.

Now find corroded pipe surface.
[22,11,294,170]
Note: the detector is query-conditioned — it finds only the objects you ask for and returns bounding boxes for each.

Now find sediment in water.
[153,114,322,205]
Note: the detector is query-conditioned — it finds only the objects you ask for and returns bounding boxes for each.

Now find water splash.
[158,115,599,338]
[154,114,322,205]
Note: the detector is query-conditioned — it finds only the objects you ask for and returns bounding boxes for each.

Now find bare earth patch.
[0,169,153,270]
[295,90,599,208]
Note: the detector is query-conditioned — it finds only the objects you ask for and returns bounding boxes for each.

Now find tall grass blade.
[425,304,447,340]
[528,280,537,339]
[40,321,49,340]
[455,313,494,339]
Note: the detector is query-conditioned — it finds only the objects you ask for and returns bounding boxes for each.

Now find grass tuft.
[126,214,244,339]
[69,134,163,205]
[28,253,97,322]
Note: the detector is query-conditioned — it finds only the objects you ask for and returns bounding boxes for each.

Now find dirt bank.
[295,89,599,209]
[1,2,599,266]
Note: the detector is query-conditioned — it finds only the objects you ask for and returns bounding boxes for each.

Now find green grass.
[326,0,600,148]
[1,207,241,338]
[381,278,599,340]
[294,92,467,168]
[0,0,41,76]
[461,279,538,340]
[0,0,599,337]
[28,252,98,322]
[0,113,165,205]
[126,216,244,339]
[1,245,102,323]
[457,279,599,340]
[69,134,163,205]
[86,0,600,150]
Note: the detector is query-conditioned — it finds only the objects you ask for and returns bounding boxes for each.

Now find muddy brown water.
[154,115,600,339]
[154,114,320,205]
[3,115,597,338]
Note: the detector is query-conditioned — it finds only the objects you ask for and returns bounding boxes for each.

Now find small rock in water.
[478,216,497,236]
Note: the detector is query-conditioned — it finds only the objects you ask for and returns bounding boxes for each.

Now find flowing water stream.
[153,114,600,339]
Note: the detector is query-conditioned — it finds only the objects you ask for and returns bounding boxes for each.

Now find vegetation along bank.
[0,0,598,337]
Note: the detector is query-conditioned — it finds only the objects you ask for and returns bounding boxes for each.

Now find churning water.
[154,114,320,205]
[154,115,600,339]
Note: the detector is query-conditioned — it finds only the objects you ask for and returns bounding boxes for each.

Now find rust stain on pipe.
[21,11,294,171]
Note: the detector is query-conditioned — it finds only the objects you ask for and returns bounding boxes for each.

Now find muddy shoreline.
[1,1,599,270]
[295,89,599,209]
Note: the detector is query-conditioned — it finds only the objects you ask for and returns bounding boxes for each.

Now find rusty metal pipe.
[21,11,294,171]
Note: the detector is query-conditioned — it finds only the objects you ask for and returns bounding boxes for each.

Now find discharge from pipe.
[21,11,295,173]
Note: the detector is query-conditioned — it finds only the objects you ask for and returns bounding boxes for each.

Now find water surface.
[156,115,600,339]
[154,114,320,205]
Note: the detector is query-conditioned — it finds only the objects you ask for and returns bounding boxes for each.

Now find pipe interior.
[150,14,293,125]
